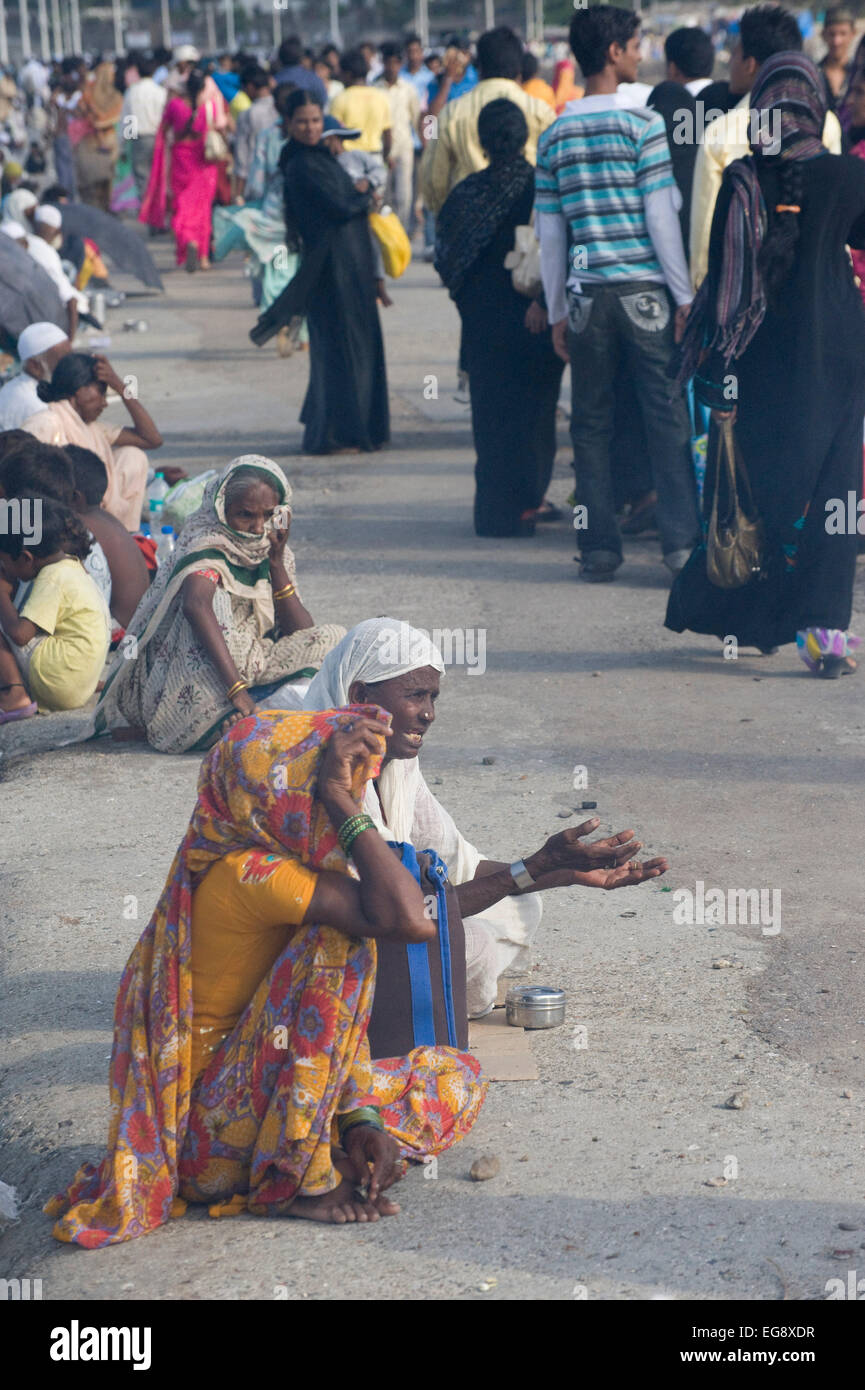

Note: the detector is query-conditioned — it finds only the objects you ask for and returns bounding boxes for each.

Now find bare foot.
[110,726,147,742]
[287,1154,401,1225]
[0,683,33,713]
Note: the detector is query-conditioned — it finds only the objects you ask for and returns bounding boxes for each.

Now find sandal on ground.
[0,684,37,724]
[576,550,621,583]
[796,627,861,678]
[818,655,858,679]
[525,499,564,523]
[277,317,304,358]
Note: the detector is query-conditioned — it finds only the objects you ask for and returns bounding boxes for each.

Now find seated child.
[0,439,114,616]
[64,445,149,628]
[0,496,111,720]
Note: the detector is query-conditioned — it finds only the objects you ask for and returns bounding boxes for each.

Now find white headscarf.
[303,617,444,707]
[303,618,445,841]
[2,188,36,225]
[301,617,541,1014]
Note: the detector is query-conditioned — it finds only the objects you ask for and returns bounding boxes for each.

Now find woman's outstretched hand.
[526,817,669,892]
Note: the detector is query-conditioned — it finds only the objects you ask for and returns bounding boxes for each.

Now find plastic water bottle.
[146,471,169,507]
[155,525,175,568]
[149,497,164,528]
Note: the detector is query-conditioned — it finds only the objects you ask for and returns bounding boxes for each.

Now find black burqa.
[435,158,565,536]
[666,155,865,648]
[250,140,389,454]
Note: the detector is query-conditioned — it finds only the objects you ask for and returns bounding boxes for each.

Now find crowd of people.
[0,8,863,1244]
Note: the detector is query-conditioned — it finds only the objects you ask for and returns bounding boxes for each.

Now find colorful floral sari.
[46,707,485,1246]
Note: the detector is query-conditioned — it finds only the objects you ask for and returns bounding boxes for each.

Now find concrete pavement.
[1,244,864,1301]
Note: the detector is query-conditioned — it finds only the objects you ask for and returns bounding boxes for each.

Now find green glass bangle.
[338,813,376,857]
[337,1106,384,1144]
[336,813,365,853]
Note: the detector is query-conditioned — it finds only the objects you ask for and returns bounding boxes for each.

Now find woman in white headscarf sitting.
[95,455,344,752]
[294,618,668,1017]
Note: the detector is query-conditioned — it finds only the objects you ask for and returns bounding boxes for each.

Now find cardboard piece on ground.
[468,1007,539,1081]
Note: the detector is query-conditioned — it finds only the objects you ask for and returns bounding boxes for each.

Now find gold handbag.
[706,417,764,589]
[204,125,231,166]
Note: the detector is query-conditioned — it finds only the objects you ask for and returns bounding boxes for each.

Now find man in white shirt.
[0,322,71,430]
[690,4,842,288]
[25,205,88,339]
[375,42,421,230]
[121,55,168,203]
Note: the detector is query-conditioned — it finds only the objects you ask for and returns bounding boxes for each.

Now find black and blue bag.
[367,843,468,1060]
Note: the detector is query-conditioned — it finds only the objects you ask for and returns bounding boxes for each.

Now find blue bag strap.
[385,842,458,1049]
[386,841,435,1048]
[425,852,458,1048]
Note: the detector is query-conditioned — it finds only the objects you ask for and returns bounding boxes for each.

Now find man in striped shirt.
[537,6,699,581]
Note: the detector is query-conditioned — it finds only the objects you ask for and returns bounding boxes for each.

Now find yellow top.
[189,847,317,1079]
[420,77,556,214]
[689,99,842,290]
[330,85,392,153]
[229,90,252,118]
[21,555,110,711]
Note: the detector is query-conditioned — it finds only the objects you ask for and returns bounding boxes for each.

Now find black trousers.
[567,281,699,557]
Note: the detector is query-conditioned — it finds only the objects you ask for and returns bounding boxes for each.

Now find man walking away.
[536,5,699,582]
[122,55,167,204]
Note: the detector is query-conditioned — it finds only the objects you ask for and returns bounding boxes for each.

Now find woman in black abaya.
[250,90,389,455]
[435,99,565,538]
[668,53,865,678]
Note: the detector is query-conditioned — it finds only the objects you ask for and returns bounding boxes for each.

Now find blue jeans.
[567,281,699,558]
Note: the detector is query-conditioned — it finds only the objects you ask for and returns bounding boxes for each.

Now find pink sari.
[140,96,219,264]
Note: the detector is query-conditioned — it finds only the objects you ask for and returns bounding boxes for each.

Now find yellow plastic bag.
[368,208,411,279]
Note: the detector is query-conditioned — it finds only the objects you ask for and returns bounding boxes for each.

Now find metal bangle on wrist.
[510,858,535,891]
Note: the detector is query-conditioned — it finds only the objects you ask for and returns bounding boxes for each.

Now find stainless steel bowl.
[505,985,566,1029]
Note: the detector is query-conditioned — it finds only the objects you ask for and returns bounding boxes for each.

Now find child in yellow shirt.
[0,495,110,719]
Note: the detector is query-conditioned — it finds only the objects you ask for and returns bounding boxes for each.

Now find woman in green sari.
[95,455,343,751]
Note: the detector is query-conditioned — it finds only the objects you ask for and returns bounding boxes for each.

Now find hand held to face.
[318,717,390,814]
[93,353,124,395]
